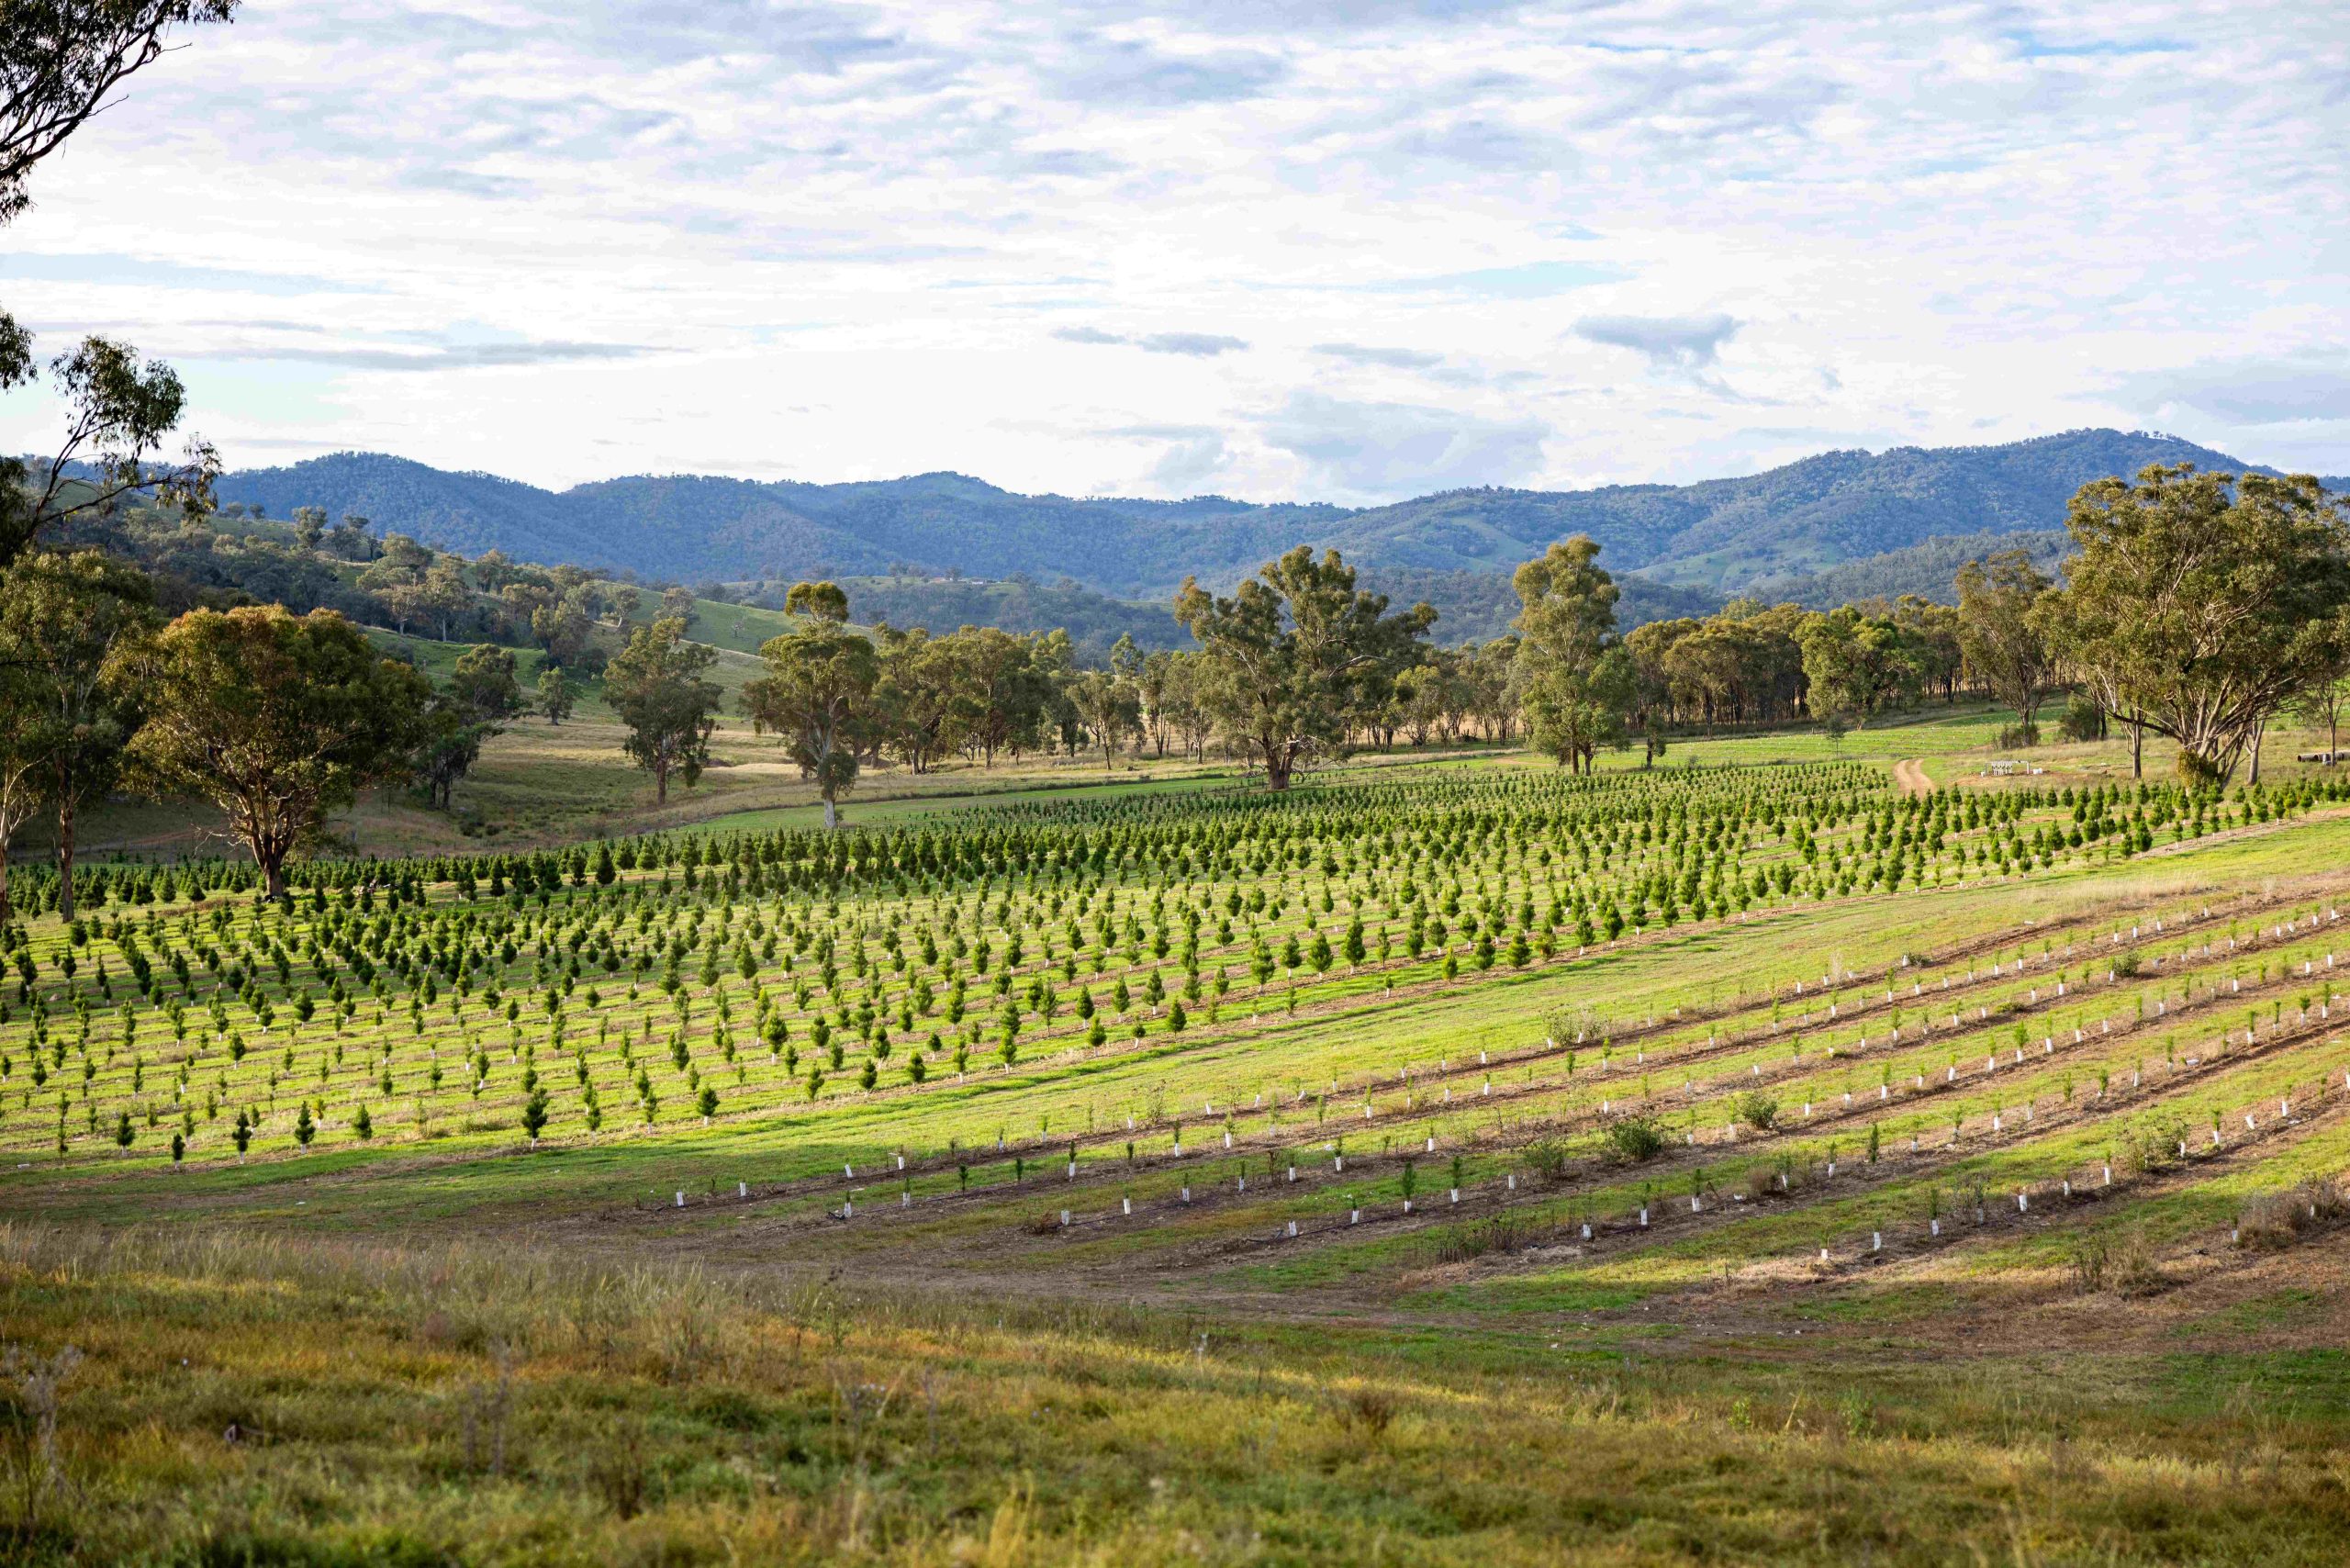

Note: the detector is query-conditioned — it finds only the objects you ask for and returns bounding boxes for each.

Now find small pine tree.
[354,1104,374,1141]
[294,1103,315,1148]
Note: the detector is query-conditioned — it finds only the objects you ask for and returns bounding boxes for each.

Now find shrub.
[1337,1387,1396,1441]
[2239,1178,2348,1249]
[1424,1211,1539,1265]
[1734,1090,1779,1132]
[2071,1229,2169,1296]
[1523,1135,1572,1182]
[1603,1114,1668,1164]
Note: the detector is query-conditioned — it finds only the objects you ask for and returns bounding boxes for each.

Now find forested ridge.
[200,430,2333,597]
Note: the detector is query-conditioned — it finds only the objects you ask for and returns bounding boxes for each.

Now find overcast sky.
[4,1,2344,502]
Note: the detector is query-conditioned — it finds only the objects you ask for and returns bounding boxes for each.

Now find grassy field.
[6,711,2350,1564]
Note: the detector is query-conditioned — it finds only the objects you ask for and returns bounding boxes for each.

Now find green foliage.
[739,585,880,826]
[115,604,431,896]
[1512,534,1631,773]
[603,616,721,804]
[2042,463,2350,784]
[1175,547,1434,790]
[1603,1113,1669,1163]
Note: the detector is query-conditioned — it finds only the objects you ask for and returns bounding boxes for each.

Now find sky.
[3,0,2345,504]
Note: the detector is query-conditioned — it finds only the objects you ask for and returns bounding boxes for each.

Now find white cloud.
[0,0,2340,493]
[1573,313,1742,373]
[1056,327,1248,355]
[2110,350,2350,426]
[1256,390,1549,501]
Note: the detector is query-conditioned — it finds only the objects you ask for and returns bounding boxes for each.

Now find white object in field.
[1639,1207,1649,1227]
[1122,1197,1131,1215]
[675,1191,684,1207]
[1059,1210,1069,1227]
[1286,1220,1296,1237]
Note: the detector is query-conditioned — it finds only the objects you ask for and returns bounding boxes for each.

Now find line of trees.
[9,458,2340,920]
[1501,464,2350,786]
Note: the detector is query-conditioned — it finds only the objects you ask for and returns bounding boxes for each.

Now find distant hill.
[770,575,1186,662]
[1746,530,2076,609]
[1356,566,1720,645]
[210,431,2333,598]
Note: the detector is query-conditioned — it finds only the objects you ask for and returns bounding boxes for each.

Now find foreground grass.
[5,1224,2348,1567]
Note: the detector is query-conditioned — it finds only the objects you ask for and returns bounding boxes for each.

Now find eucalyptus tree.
[536,665,576,725]
[741,581,879,829]
[604,615,721,805]
[416,645,520,809]
[1511,535,1628,772]
[1175,547,1433,790]
[2036,465,2350,784]
[1955,550,2053,740]
[1796,606,1922,729]
[874,623,968,773]
[950,625,1051,767]
[0,548,158,916]
[1068,666,1141,773]
[116,606,431,899]
[448,644,522,720]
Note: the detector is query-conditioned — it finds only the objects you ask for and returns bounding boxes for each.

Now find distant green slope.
[210,431,2334,598]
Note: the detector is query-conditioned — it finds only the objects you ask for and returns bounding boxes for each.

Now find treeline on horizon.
[4,453,2348,923]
